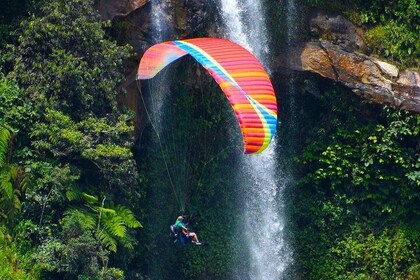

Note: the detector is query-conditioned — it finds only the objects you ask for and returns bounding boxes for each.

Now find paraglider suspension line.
[136,79,183,211]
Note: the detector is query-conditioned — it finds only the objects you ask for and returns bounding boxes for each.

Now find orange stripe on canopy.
[137,37,278,154]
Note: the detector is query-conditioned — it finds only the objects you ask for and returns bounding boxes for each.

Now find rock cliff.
[275,11,419,112]
[275,40,419,112]
[95,0,148,21]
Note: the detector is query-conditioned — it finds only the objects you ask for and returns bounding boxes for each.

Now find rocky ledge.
[275,11,419,113]
[275,40,419,112]
[95,0,148,21]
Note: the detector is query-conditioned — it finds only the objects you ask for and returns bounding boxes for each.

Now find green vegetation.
[287,1,419,277]
[303,0,419,67]
[290,81,419,279]
[359,0,419,67]
[1,0,139,278]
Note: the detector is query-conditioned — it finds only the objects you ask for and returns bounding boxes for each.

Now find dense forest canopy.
[0,0,418,279]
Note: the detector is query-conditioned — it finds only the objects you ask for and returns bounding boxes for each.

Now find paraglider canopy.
[137,38,277,154]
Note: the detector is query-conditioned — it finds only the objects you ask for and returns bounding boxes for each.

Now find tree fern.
[81,192,99,204]
[0,127,23,225]
[0,128,10,164]
[63,191,142,253]
[114,205,142,229]
[102,214,127,238]
[118,232,136,251]
[62,208,96,232]
[65,186,82,202]
[0,165,16,199]
[97,204,141,252]
[98,230,118,252]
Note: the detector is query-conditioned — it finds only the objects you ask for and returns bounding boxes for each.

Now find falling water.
[286,0,299,45]
[151,0,167,42]
[146,0,191,201]
[147,0,173,131]
[285,0,299,133]
[241,141,292,279]
[219,0,269,65]
[219,0,292,279]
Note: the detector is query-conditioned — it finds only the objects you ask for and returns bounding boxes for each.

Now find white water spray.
[219,0,292,278]
[147,1,189,208]
[242,140,292,279]
[147,0,172,131]
[219,0,269,65]
[286,0,299,46]
[285,0,299,151]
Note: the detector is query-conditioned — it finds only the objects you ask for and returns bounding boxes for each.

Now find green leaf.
[81,192,98,204]
[0,128,10,164]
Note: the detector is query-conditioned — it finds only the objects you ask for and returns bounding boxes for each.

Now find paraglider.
[170,216,202,246]
[137,37,278,154]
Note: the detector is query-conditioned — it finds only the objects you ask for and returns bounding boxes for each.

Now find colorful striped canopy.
[137,38,277,154]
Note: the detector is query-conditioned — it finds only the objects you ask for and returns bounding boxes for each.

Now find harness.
[170,221,190,245]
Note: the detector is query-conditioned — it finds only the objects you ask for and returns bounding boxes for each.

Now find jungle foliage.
[303,0,419,67]
[290,81,419,279]
[287,2,419,278]
[1,0,140,278]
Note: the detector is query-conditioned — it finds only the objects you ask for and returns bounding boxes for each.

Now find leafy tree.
[0,76,36,139]
[32,195,140,279]
[0,224,41,279]
[2,0,140,277]
[291,81,420,279]
[302,0,419,67]
[0,127,25,226]
[0,127,33,279]
[11,0,131,120]
[298,106,419,222]
[324,227,420,279]
[29,108,136,194]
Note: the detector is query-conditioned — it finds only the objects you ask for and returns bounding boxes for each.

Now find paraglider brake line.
[136,79,183,211]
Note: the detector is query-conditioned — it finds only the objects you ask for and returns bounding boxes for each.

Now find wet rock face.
[166,0,219,38]
[393,70,420,107]
[185,0,220,36]
[95,0,219,139]
[95,0,148,21]
[274,10,419,113]
[310,10,366,53]
[275,40,420,112]
[97,0,217,51]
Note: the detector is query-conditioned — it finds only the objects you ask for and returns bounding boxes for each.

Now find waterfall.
[219,0,269,66]
[219,0,292,279]
[147,1,191,207]
[140,2,183,278]
[151,0,168,42]
[285,0,299,134]
[286,0,298,46]
[147,0,173,131]
[240,142,292,279]
[141,0,297,277]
